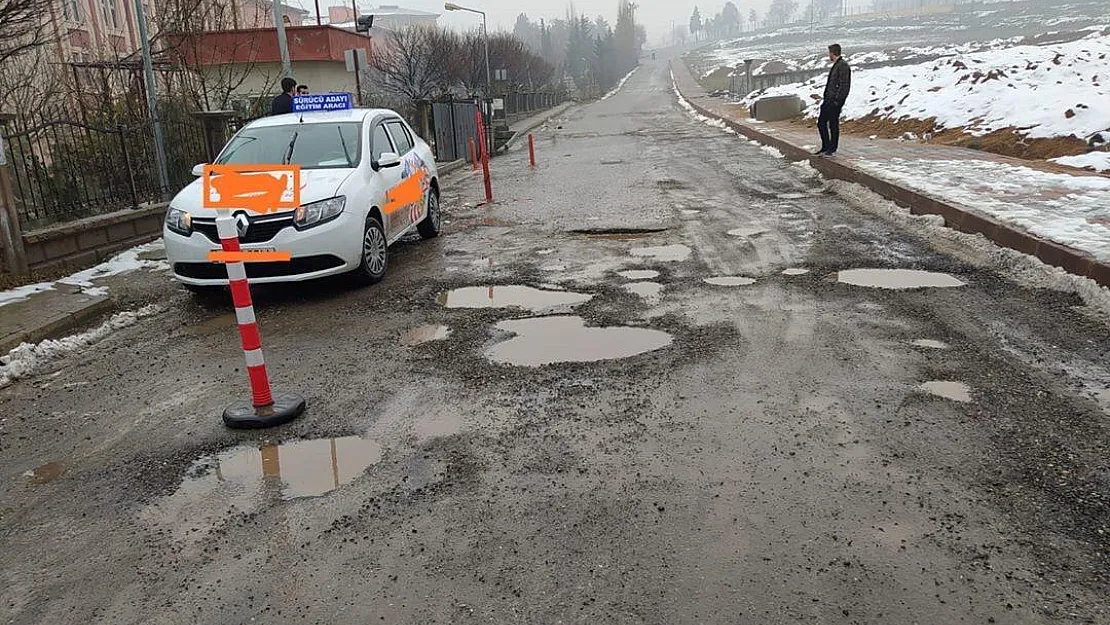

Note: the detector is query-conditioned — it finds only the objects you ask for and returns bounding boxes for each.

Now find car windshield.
[217,122,362,169]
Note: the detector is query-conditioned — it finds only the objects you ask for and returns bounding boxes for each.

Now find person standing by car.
[296,84,309,96]
[270,77,298,115]
[816,44,851,157]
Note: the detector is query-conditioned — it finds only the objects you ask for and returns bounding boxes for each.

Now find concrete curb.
[437,159,467,176]
[504,102,575,150]
[670,59,1110,289]
[0,293,115,355]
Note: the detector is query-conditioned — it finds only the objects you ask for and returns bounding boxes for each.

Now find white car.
[163,108,441,289]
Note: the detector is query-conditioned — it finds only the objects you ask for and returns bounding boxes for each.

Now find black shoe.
[824,151,837,157]
[812,149,826,155]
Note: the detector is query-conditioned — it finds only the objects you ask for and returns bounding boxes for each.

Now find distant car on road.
[163,108,441,290]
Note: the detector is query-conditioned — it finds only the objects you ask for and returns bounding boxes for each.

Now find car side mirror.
[373,152,401,171]
[191,163,206,177]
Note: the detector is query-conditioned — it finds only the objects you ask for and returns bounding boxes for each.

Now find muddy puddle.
[919,381,972,403]
[630,244,692,262]
[183,313,235,336]
[486,316,672,366]
[438,285,592,313]
[680,210,700,216]
[911,339,949,350]
[704,276,756,286]
[619,269,661,280]
[838,269,965,290]
[541,264,567,272]
[624,282,664,302]
[24,461,65,484]
[400,325,451,347]
[782,268,810,276]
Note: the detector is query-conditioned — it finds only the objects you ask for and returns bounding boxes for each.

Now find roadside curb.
[669,59,1110,289]
[438,159,466,176]
[0,292,115,355]
[504,102,575,149]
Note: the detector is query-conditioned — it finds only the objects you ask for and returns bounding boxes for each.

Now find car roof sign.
[292,93,353,112]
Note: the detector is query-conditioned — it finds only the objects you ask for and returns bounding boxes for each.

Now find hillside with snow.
[740,32,1110,153]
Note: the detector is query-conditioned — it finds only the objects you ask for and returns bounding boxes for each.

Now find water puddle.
[704,276,757,286]
[438,285,592,313]
[911,339,949,350]
[625,282,664,302]
[783,268,810,276]
[630,244,692,262]
[400,325,451,347]
[24,461,65,484]
[777,192,810,200]
[680,210,700,216]
[919,381,972,403]
[727,228,767,238]
[486,316,673,366]
[838,269,966,290]
[184,313,235,335]
[619,269,661,280]
[536,249,556,256]
[541,264,567,272]
[176,436,382,503]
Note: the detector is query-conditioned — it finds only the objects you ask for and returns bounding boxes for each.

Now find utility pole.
[272,0,292,76]
[133,0,169,200]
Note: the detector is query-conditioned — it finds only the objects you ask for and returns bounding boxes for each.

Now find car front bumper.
[164,212,363,286]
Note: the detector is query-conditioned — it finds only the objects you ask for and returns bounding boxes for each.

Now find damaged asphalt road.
[2,57,1110,625]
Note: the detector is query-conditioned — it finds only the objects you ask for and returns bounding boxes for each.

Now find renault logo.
[234,212,250,238]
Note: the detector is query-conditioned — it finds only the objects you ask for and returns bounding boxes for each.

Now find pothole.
[656,179,690,190]
[486,316,673,366]
[704,276,757,286]
[400,325,451,347]
[782,268,810,276]
[572,227,668,240]
[838,269,966,290]
[630,244,692,262]
[919,381,972,403]
[727,228,767,238]
[178,436,383,502]
[910,339,949,350]
[618,269,661,280]
[438,286,592,313]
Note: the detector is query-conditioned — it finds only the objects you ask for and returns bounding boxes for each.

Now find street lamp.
[444,2,491,97]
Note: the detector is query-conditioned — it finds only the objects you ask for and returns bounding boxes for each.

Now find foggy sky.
[297,0,827,44]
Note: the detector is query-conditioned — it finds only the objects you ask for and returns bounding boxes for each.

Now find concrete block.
[42,235,79,261]
[751,95,804,122]
[78,228,110,250]
[25,241,46,265]
[107,221,137,242]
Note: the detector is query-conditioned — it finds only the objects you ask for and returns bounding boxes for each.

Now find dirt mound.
[841,115,1093,161]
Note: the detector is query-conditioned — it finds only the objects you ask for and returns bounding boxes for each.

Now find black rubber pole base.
[223,392,306,429]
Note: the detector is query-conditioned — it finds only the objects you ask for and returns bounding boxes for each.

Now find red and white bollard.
[528,133,536,168]
[475,108,493,204]
[215,210,305,429]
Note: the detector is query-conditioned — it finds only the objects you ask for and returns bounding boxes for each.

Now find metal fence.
[3,101,209,230]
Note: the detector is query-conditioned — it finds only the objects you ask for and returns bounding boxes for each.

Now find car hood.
[169,168,356,216]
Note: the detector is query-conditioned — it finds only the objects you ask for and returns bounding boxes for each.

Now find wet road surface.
[3,57,1110,624]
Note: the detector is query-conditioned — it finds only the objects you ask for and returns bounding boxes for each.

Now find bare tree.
[0,0,55,67]
[370,25,459,103]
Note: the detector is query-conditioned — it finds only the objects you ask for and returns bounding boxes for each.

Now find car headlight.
[166,207,192,235]
[294,196,346,229]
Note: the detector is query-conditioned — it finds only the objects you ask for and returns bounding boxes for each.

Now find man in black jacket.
[270,77,298,115]
[816,44,851,156]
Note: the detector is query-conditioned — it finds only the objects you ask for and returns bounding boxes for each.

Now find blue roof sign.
[292,93,353,112]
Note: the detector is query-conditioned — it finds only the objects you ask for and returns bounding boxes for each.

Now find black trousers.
[817,102,841,153]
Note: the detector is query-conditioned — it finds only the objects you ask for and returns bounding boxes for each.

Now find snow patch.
[601,67,638,101]
[1051,152,1110,172]
[0,305,162,388]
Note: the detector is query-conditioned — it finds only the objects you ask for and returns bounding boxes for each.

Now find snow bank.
[1052,151,1110,171]
[742,33,1110,140]
[601,67,638,101]
[0,305,162,389]
[671,71,738,136]
[853,156,1110,262]
[0,239,168,308]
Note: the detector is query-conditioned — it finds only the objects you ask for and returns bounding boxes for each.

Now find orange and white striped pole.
[528,133,536,168]
[216,212,273,407]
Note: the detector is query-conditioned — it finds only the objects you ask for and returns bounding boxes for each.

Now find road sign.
[292,93,353,112]
[344,48,368,73]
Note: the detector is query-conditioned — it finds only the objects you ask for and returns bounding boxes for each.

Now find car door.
[369,120,403,240]
[383,119,424,234]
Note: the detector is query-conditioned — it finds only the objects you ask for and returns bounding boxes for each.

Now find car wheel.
[355,215,388,285]
[417,187,442,239]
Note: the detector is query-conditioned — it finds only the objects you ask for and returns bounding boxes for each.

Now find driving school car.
[163,101,441,289]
